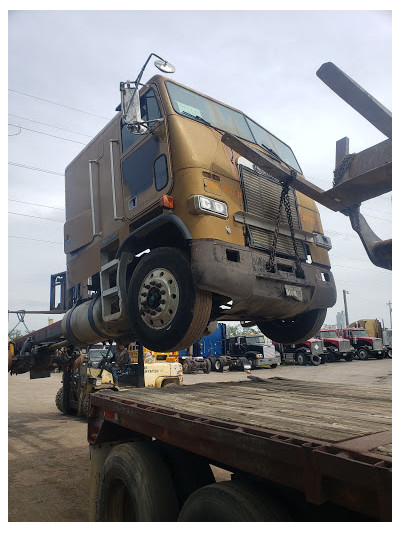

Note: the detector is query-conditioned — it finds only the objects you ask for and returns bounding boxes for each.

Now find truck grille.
[240,166,306,258]
[339,339,351,352]
[373,339,383,351]
[310,340,323,355]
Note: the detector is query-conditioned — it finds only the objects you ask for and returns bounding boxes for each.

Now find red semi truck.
[277,338,326,366]
[316,329,355,362]
[337,328,385,361]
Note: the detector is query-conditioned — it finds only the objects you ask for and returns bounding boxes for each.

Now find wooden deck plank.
[114,377,391,445]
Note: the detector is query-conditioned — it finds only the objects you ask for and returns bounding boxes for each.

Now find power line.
[8,114,94,138]
[331,263,391,273]
[8,162,64,176]
[9,235,63,244]
[9,88,110,120]
[8,199,64,211]
[8,123,87,145]
[8,212,64,222]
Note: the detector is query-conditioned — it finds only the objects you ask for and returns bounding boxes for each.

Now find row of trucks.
[8,55,392,520]
[176,323,389,373]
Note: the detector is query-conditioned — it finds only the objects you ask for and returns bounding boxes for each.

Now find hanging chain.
[266,170,304,278]
[333,153,356,187]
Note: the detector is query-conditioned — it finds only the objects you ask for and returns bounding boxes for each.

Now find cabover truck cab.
[338,328,385,361]
[60,54,336,354]
[280,338,326,366]
[316,329,355,362]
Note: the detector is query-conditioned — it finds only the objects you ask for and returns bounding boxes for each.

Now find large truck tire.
[295,351,307,366]
[97,441,179,521]
[214,358,224,372]
[182,359,193,374]
[257,308,326,344]
[55,387,64,413]
[203,358,211,374]
[178,480,292,521]
[153,442,215,507]
[357,348,369,361]
[128,247,212,353]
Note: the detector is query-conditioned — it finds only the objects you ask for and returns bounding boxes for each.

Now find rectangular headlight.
[193,195,228,218]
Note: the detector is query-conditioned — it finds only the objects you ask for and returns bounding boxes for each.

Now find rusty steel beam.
[321,139,392,210]
[316,62,392,139]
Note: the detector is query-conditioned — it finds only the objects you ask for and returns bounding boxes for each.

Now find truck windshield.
[319,331,337,339]
[244,336,264,344]
[165,81,302,173]
[353,330,368,337]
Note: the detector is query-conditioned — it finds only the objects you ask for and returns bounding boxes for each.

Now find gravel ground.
[8,358,391,522]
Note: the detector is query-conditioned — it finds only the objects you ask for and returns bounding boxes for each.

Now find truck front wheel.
[257,309,326,344]
[128,247,212,352]
[357,348,369,361]
[97,441,179,521]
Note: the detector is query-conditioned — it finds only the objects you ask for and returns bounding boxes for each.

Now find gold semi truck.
[57,53,336,353]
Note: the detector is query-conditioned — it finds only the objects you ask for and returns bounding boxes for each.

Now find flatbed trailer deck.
[88,377,391,521]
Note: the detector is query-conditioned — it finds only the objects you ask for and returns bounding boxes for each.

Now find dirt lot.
[8,358,392,522]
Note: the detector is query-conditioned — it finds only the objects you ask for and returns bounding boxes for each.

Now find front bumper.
[191,239,336,321]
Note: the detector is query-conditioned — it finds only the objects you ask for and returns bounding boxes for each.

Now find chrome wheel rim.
[138,268,179,330]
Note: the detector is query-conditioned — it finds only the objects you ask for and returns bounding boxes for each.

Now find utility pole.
[343,290,349,326]
[387,301,392,329]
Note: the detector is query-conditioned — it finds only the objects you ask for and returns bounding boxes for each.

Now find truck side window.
[154,155,168,191]
[121,89,162,153]
[121,136,159,199]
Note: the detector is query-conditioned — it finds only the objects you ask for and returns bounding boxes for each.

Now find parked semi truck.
[316,329,355,362]
[348,319,392,358]
[338,327,385,360]
[200,323,280,371]
[277,338,326,366]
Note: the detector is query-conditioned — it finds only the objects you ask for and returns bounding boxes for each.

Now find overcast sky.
[7,9,392,335]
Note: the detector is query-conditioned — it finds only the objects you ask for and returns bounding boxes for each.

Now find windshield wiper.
[261,143,281,162]
[181,110,211,126]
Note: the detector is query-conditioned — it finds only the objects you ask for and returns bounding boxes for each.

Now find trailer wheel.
[178,480,292,521]
[203,358,211,374]
[357,348,369,361]
[153,441,215,507]
[182,359,192,374]
[295,351,307,366]
[257,308,326,344]
[97,441,179,522]
[128,247,212,352]
[55,387,63,413]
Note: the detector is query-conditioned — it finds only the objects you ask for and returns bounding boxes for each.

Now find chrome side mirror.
[120,53,175,134]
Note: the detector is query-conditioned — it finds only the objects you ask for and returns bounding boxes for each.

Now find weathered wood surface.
[114,377,391,449]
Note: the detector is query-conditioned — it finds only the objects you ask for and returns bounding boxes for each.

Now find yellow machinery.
[55,346,183,417]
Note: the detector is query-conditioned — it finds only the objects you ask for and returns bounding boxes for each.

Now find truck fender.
[116,213,192,259]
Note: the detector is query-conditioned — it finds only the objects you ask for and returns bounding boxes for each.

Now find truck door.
[119,87,170,220]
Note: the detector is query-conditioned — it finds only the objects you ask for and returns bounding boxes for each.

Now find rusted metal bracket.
[222,63,392,270]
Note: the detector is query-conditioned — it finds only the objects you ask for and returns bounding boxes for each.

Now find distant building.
[336,311,346,329]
